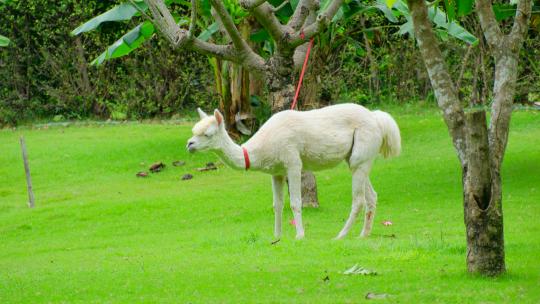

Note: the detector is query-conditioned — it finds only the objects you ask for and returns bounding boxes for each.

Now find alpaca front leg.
[287,169,305,239]
[271,175,285,239]
[360,180,377,238]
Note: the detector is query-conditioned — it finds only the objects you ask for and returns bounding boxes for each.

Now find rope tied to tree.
[291,31,314,110]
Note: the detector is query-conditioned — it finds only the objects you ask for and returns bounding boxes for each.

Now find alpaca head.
[186,108,226,153]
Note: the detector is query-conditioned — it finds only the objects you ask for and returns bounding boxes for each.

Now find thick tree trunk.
[463,175,505,275]
[301,171,319,208]
[463,112,505,275]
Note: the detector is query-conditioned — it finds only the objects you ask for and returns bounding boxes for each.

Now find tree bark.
[301,171,319,208]
[463,171,505,275]
[463,112,505,275]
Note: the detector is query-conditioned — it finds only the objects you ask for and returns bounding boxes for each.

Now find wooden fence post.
[19,136,35,208]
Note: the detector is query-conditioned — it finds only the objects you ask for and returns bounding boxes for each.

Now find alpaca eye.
[204,133,211,137]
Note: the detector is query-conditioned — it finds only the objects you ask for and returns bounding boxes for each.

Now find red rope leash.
[291,34,314,110]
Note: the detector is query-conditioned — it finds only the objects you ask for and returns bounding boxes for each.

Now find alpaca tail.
[373,110,401,158]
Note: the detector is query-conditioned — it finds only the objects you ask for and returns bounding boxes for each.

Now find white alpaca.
[187,103,401,240]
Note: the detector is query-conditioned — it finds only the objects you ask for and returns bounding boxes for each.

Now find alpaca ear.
[197,108,208,119]
[214,109,224,126]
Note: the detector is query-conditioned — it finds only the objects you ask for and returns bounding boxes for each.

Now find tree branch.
[475,0,503,49]
[487,0,532,169]
[508,0,532,49]
[293,9,316,68]
[287,0,343,48]
[407,0,467,165]
[288,0,313,31]
[190,38,236,61]
[145,0,190,47]
[239,0,267,10]
[143,0,265,72]
[273,0,290,12]
[208,0,266,71]
[209,0,249,50]
[251,3,290,45]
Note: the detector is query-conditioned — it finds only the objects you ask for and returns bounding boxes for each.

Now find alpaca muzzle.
[187,141,196,153]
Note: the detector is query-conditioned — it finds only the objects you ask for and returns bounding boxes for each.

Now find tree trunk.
[463,111,505,275]
[407,0,532,276]
[214,19,254,138]
[463,173,505,275]
[301,171,319,208]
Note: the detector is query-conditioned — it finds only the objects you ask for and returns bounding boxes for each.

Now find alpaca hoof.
[295,234,305,240]
[359,232,370,238]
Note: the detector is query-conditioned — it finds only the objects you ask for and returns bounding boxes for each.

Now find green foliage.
[0,0,216,126]
[197,22,219,41]
[379,0,478,45]
[72,0,227,66]
[91,21,156,65]
[1,0,538,126]
[385,0,398,8]
[0,1,8,46]
[457,0,474,17]
[71,2,148,36]
[0,33,9,46]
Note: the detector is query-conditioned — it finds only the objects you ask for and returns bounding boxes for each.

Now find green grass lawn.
[1,108,539,303]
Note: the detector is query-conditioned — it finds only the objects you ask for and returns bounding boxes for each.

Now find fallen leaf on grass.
[365,292,389,300]
[136,172,149,178]
[172,160,186,167]
[181,174,193,180]
[149,162,165,173]
[382,220,393,226]
[197,162,218,172]
[197,166,217,172]
[343,264,377,275]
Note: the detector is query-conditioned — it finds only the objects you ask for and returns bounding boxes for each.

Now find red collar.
[242,146,250,170]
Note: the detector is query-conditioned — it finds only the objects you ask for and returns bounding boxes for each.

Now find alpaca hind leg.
[335,166,368,239]
[287,169,305,239]
[272,175,285,239]
[360,179,377,237]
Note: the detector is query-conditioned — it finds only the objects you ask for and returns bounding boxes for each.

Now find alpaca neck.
[213,133,247,170]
